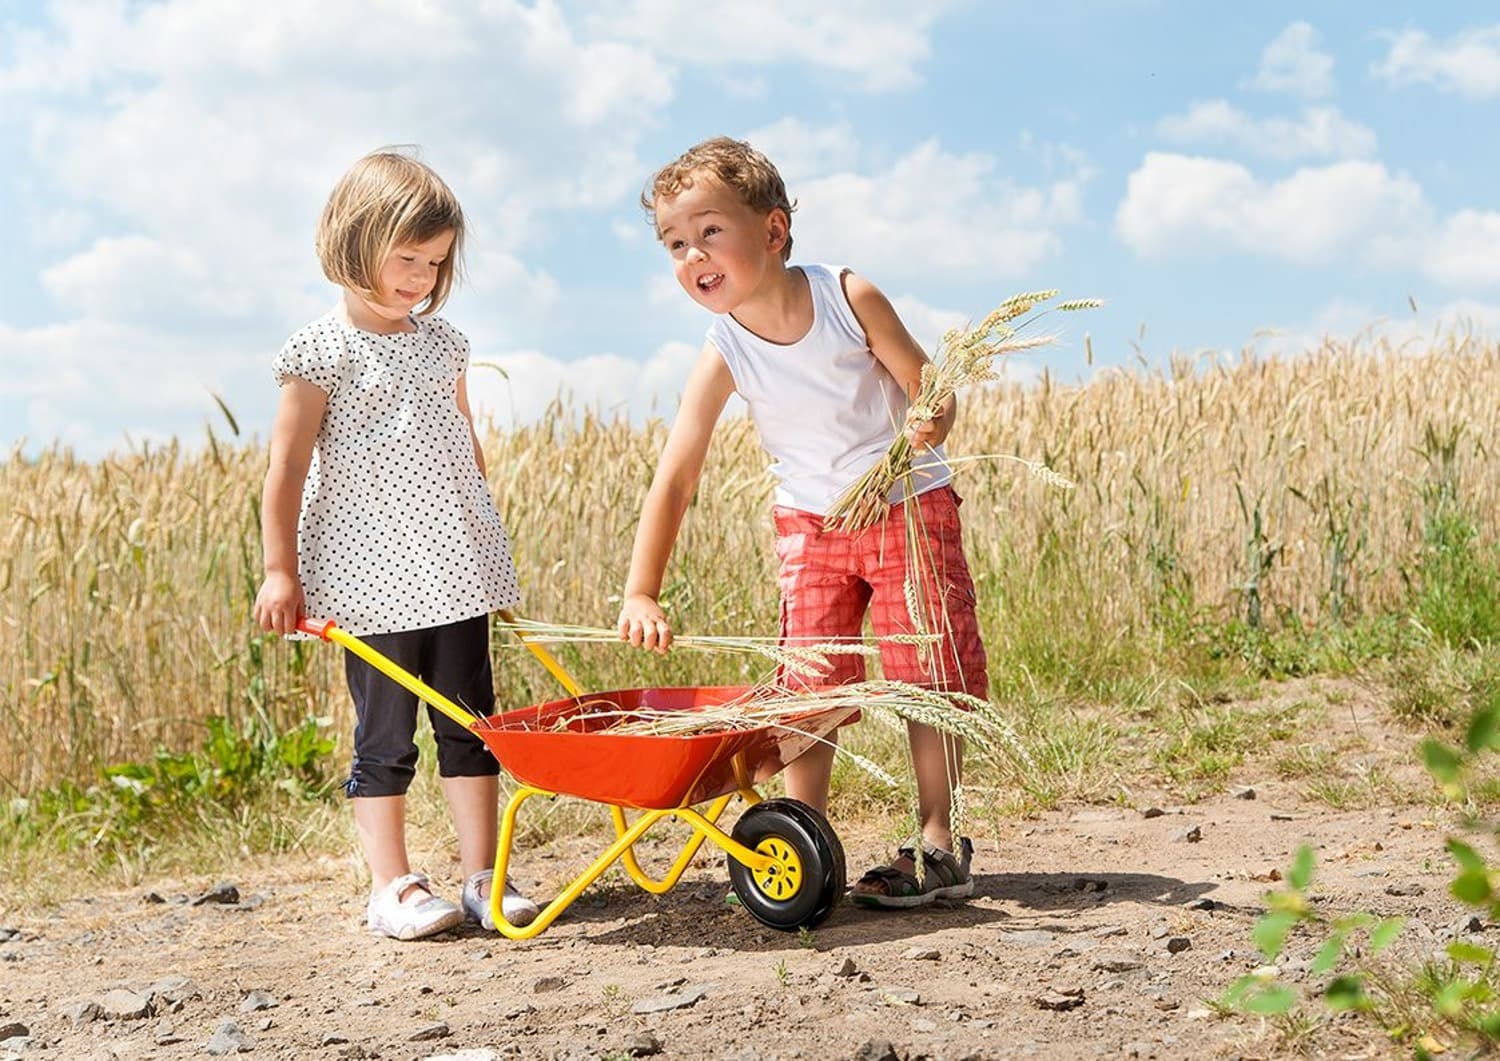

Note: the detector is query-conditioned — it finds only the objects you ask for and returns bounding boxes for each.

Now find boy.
[617,136,987,907]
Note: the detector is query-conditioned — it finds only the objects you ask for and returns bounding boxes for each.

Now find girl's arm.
[842,271,957,449]
[252,378,327,635]
[456,372,487,476]
[618,343,735,652]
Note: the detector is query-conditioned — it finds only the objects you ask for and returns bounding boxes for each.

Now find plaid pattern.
[773,485,988,695]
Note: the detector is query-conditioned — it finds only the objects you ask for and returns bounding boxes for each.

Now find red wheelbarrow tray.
[473,685,859,811]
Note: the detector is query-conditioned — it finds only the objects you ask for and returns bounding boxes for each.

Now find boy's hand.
[618,593,673,653]
[253,572,305,635]
[905,394,954,449]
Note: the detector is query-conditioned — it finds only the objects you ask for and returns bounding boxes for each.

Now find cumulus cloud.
[1253,296,1500,359]
[1424,210,1500,288]
[1157,101,1376,160]
[1244,21,1335,98]
[583,0,952,91]
[790,139,1084,281]
[1114,153,1429,265]
[1374,25,1500,97]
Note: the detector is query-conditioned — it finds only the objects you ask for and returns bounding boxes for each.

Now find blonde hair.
[642,136,797,261]
[315,148,465,315]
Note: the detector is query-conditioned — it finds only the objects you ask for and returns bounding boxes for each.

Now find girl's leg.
[353,794,413,893]
[439,774,498,879]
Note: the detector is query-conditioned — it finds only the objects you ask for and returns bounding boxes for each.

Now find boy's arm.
[841,270,957,448]
[456,372,487,476]
[618,342,735,652]
[253,378,327,635]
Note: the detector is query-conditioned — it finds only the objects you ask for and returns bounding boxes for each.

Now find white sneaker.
[366,872,464,940]
[462,869,540,930]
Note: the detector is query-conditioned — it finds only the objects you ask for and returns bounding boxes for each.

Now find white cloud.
[1115,153,1429,265]
[791,139,1083,281]
[1253,296,1500,359]
[1245,21,1335,98]
[740,118,862,185]
[467,340,707,428]
[584,0,952,92]
[1424,210,1500,288]
[1374,25,1500,97]
[1157,101,1376,160]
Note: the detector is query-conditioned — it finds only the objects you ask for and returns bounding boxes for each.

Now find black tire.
[727,798,845,930]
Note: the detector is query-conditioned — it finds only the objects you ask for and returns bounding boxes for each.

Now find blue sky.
[3,2,1499,456]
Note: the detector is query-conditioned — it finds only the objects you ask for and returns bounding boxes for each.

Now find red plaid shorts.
[774,485,988,695]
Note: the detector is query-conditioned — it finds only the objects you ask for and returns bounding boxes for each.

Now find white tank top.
[707,264,950,515]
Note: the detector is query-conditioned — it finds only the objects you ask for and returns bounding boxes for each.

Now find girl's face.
[358,229,456,329]
[655,178,785,314]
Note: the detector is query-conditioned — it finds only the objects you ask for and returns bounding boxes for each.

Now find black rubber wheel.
[726,798,845,930]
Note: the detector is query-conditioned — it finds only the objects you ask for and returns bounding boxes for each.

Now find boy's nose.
[685,245,707,263]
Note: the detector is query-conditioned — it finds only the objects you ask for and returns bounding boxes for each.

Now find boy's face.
[655,176,787,313]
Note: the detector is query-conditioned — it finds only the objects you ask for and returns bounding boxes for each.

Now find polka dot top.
[273,312,520,636]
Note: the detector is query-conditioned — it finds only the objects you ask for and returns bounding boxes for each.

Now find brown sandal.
[850,837,974,909]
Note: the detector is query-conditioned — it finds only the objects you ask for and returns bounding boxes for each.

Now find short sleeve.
[273,319,346,394]
[428,316,470,375]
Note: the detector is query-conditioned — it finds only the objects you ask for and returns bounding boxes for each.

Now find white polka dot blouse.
[273,313,521,636]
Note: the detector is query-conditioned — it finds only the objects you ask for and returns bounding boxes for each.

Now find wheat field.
[3,335,1497,793]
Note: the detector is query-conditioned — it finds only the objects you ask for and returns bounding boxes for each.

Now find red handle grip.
[297,617,337,640]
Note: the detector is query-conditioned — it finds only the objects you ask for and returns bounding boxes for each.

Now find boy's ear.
[766,209,789,254]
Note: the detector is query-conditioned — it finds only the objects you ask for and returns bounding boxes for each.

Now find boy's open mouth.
[696,273,723,293]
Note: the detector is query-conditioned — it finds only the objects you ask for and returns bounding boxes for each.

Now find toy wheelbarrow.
[297,616,853,939]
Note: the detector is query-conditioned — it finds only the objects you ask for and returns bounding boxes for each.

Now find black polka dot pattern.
[273,313,520,636]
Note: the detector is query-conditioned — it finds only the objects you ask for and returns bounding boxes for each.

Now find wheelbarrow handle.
[295,617,481,729]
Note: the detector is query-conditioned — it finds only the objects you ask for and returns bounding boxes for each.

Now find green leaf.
[1435,979,1470,1018]
[1324,974,1370,1012]
[1447,941,1493,964]
[1253,911,1298,961]
[1369,917,1405,954]
[1467,704,1500,753]
[1287,845,1315,891]
[1244,984,1297,1015]
[1448,838,1486,873]
[1423,739,1464,783]
[1310,935,1345,975]
[1452,869,1494,905]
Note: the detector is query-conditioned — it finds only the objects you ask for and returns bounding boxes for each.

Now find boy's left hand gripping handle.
[297,618,337,640]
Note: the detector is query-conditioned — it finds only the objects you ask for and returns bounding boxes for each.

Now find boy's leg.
[773,507,869,814]
[907,721,963,855]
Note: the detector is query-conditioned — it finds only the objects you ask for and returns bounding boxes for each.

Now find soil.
[0,679,1478,1061]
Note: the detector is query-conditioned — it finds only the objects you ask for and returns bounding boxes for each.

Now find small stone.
[0,1023,26,1040]
[143,892,167,904]
[1171,824,1202,844]
[1270,813,1295,821]
[1386,882,1426,897]
[99,988,153,1021]
[856,1040,900,1061]
[1154,998,1180,1011]
[149,974,202,1006]
[1073,878,1108,893]
[1186,898,1219,911]
[1035,990,1084,1011]
[239,990,277,1013]
[1092,953,1144,973]
[1166,937,1192,954]
[319,1032,349,1046]
[408,1021,451,1042]
[1140,807,1165,819]
[627,1031,663,1057]
[154,1020,184,1045]
[192,882,240,906]
[532,975,567,993]
[631,985,708,1014]
[1093,924,1128,938]
[902,947,940,961]
[1149,925,1170,940]
[205,1019,254,1055]
[832,958,859,978]
[880,988,921,1005]
[1231,786,1256,800]
[66,1000,101,1026]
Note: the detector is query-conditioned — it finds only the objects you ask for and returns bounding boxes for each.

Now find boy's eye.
[668,239,685,251]
[703,225,720,237]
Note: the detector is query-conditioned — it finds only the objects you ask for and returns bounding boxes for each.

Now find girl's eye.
[400,255,416,263]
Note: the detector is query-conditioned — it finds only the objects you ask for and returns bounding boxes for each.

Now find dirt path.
[0,687,1475,1060]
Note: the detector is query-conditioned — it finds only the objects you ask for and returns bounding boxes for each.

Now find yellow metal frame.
[487,783,772,939]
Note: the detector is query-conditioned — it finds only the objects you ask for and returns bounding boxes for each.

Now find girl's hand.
[618,593,673,653]
[253,572,305,635]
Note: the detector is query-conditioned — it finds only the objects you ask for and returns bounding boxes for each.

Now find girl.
[253,149,538,939]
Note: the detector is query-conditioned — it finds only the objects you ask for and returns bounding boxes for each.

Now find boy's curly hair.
[642,136,797,261]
